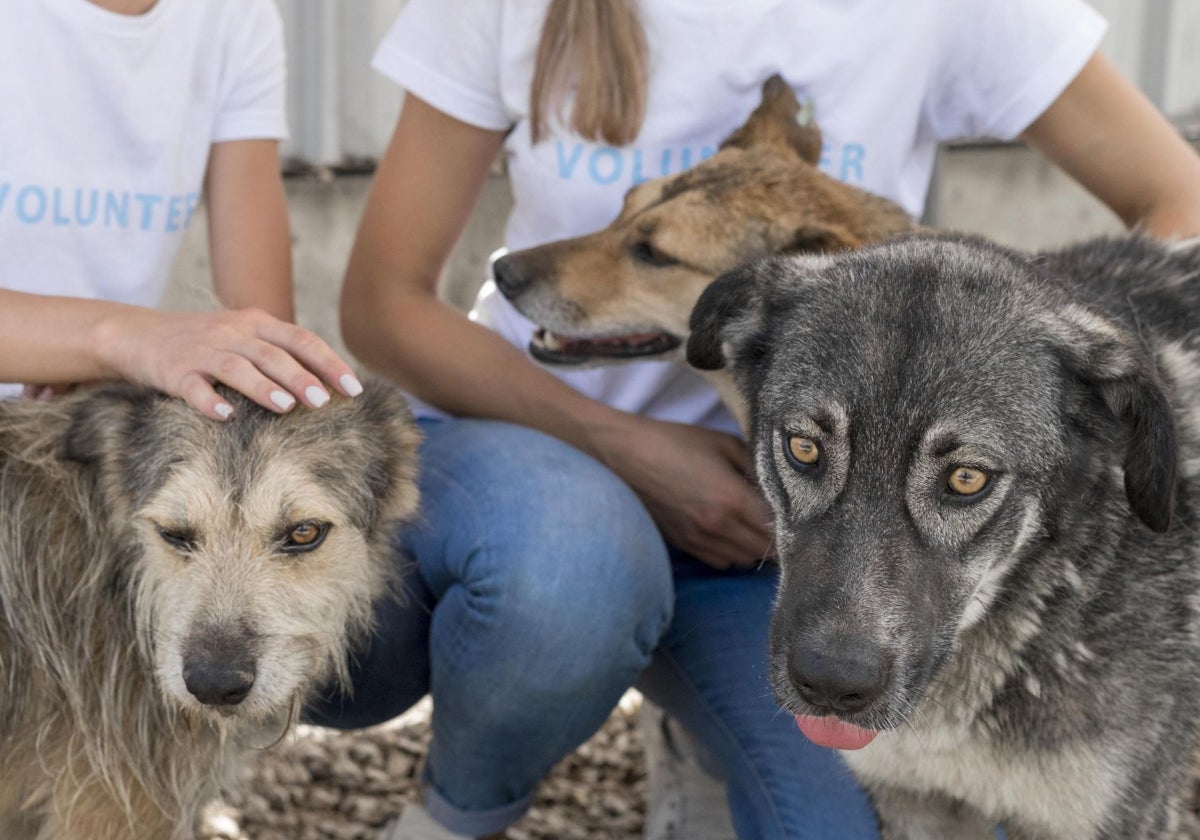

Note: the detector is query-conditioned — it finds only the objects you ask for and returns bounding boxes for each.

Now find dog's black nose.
[183,659,256,707]
[492,255,529,299]
[788,645,889,714]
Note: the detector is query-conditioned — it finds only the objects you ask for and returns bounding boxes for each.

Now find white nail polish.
[340,373,364,397]
[215,402,234,419]
[306,385,330,407]
[270,390,296,410]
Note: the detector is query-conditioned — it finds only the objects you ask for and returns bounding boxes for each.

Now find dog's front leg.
[870,785,997,840]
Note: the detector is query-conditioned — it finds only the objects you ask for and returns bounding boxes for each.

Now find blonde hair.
[530,0,648,146]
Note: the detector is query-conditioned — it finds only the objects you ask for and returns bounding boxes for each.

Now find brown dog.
[493,74,918,427]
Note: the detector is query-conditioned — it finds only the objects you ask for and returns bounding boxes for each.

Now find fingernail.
[340,373,364,397]
[270,390,296,410]
[306,385,330,407]
[215,402,234,419]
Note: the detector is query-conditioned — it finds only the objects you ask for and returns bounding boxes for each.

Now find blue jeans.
[305,417,878,840]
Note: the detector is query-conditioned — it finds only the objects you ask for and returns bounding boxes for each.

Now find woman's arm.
[0,141,359,419]
[205,138,295,318]
[341,97,621,444]
[341,95,772,568]
[0,291,360,420]
[1021,52,1200,238]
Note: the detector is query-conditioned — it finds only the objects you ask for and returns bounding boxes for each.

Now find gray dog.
[687,234,1200,839]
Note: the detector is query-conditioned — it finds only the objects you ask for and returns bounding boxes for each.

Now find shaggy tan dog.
[0,382,419,840]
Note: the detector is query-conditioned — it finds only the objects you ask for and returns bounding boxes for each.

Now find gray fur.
[688,234,1200,839]
[0,381,420,839]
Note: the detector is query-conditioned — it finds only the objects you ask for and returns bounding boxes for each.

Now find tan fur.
[495,75,919,428]
[0,382,420,839]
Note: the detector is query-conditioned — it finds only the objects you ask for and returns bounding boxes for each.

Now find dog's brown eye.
[947,466,990,496]
[630,239,679,268]
[281,521,330,554]
[786,435,821,468]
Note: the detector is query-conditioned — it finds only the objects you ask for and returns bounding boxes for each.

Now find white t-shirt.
[375,0,1106,433]
[0,0,287,308]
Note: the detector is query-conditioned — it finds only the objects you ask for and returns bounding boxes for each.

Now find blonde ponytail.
[530,0,648,146]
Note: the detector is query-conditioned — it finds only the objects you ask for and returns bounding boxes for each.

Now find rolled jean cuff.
[423,780,533,837]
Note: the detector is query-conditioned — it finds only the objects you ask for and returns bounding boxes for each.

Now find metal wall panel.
[1088,0,1150,92]
[1163,0,1200,119]
[275,0,1200,167]
[277,0,405,166]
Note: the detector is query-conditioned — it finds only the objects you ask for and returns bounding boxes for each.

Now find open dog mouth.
[529,327,681,365]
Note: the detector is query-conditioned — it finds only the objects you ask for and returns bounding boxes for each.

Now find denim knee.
[409,419,674,701]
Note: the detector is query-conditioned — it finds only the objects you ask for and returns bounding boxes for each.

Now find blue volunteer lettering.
[105,191,129,228]
[553,140,868,186]
[554,141,719,187]
[817,142,867,183]
[75,189,99,227]
[0,182,201,233]
[16,186,46,223]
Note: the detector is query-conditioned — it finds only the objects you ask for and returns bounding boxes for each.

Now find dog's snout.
[182,624,259,707]
[788,644,889,714]
[493,256,530,299]
[183,657,256,707]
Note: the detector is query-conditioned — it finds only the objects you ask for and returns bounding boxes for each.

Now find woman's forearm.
[0,290,131,384]
[205,139,295,320]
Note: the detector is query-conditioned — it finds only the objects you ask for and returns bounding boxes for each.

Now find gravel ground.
[199,694,647,840]
[199,691,1200,840]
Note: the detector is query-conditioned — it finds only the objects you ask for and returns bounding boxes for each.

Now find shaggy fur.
[688,234,1200,839]
[492,74,918,429]
[0,382,420,840]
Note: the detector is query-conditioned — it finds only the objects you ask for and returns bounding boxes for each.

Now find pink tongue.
[795,715,878,750]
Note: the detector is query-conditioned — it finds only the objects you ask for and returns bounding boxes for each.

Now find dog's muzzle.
[182,625,260,707]
[183,655,257,707]
[785,641,890,749]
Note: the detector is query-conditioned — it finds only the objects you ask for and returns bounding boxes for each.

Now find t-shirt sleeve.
[924,0,1108,142]
[372,0,511,131]
[211,0,288,143]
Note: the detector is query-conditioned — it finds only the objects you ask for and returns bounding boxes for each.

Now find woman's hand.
[95,306,363,420]
[592,413,775,569]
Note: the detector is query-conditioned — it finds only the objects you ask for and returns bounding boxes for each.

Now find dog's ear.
[687,262,771,371]
[63,384,163,513]
[350,379,422,526]
[1042,303,1178,532]
[780,223,862,255]
[719,74,822,165]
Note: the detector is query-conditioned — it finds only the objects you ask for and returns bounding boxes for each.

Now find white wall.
[1079,0,1199,119]
[276,0,405,166]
